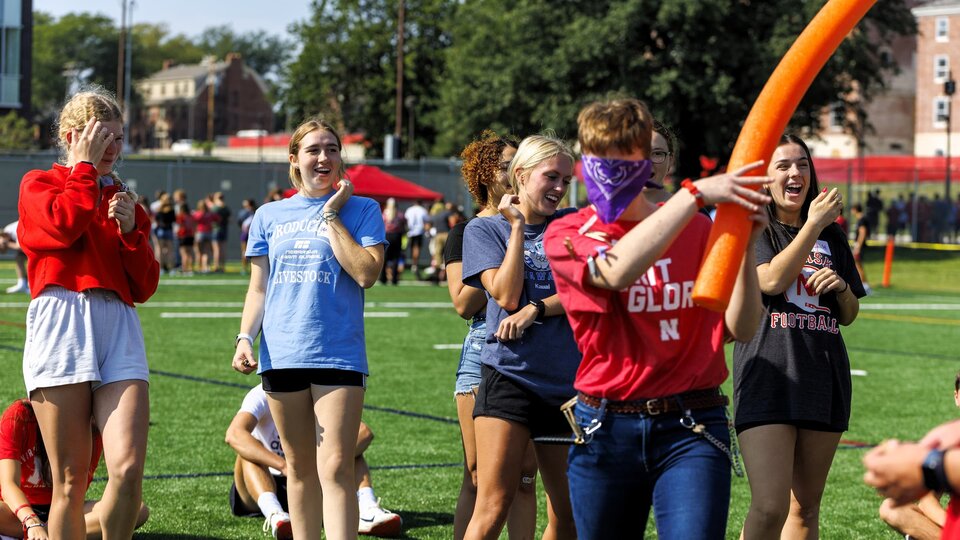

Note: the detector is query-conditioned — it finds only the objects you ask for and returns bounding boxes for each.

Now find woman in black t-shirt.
[734,134,865,540]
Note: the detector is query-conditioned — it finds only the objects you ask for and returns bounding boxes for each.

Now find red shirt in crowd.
[192,210,217,234]
[0,400,102,505]
[17,162,159,306]
[545,206,727,401]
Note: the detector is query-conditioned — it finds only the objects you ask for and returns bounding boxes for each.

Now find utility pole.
[391,0,405,160]
[123,1,134,144]
[116,0,126,106]
[946,70,956,201]
[206,59,216,143]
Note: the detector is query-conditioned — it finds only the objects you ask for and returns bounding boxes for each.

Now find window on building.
[936,17,949,42]
[935,55,950,82]
[0,1,22,107]
[934,97,950,128]
[829,101,845,130]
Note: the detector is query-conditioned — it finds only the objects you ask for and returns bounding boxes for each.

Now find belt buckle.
[645,398,663,415]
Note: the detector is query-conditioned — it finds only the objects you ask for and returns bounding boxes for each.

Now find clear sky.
[34,0,308,38]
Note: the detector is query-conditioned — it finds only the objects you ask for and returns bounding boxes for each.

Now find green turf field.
[0,247,956,539]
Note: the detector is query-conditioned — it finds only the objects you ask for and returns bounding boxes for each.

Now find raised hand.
[108,192,136,234]
[324,177,354,213]
[693,160,772,211]
[70,117,115,167]
[497,194,524,226]
[808,188,843,230]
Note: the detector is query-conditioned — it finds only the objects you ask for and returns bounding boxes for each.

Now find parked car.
[170,139,194,153]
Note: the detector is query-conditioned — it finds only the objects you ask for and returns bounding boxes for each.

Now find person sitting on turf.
[225,384,402,538]
[0,398,149,539]
[0,222,28,295]
[875,369,960,540]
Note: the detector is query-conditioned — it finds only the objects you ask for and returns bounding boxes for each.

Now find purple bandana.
[580,155,655,223]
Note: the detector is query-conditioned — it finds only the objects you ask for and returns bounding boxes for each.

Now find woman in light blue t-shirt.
[232,117,386,540]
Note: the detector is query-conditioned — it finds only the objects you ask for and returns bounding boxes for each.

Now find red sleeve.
[0,402,30,461]
[119,204,160,303]
[544,216,612,314]
[18,163,100,251]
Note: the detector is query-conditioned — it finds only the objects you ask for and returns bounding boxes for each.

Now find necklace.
[524,221,547,242]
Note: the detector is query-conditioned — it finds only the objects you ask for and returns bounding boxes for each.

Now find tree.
[0,111,36,150]
[31,12,120,124]
[432,0,916,176]
[282,0,453,156]
[195,26,293,82]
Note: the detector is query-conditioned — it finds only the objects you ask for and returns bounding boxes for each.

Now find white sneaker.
[358,499,402,537]
[5,281,27,294]
[262,511,292,540]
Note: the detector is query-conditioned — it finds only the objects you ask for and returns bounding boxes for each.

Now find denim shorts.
[567,400,732,539]
[454,319,485,395]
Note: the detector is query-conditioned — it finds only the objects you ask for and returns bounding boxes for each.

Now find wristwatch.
[922,448,951,493]
[528,299,545,322]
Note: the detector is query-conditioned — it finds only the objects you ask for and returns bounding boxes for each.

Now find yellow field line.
[864,240,960,251]
[859,312,960,326]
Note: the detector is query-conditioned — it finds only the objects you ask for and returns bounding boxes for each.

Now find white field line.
[850,369,868,376]
[859,304,960,310]
[160,311,409,319]
[432,344,464,350]
[0,301,450,309]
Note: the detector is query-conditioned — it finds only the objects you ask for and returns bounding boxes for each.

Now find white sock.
[357,486,377,508]
[257,492,285,517]
[16,279,25,287]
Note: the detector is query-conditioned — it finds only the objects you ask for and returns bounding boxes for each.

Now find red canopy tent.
[282,165,443,201]
[345,164,443,202]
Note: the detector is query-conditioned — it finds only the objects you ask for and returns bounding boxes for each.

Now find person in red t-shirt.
[544,98,770,539]
[0,399,148,539]
[16,88,159,540]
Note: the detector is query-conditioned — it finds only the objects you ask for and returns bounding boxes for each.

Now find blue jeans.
[454,319,485,395]
[567,400,732,540]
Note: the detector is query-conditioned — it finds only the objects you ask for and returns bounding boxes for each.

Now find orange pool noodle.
[692,0,877,312]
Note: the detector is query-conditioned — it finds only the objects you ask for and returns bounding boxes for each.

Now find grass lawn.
[0,245,956,539]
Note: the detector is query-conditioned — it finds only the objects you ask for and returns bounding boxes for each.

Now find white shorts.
[23,287,149,394]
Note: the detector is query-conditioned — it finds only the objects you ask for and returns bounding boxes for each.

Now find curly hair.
[460,130,518,208]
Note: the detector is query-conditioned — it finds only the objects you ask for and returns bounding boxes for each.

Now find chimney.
[162,59,174,70]
[225,52,242,65]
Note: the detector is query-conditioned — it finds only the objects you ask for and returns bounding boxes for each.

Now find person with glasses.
[645,120,678,204]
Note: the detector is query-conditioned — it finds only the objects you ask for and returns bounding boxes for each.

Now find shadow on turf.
[391,509,454,537]
[133,534,223,539]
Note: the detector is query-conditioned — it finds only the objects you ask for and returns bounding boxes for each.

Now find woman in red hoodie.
[16,87,159,540]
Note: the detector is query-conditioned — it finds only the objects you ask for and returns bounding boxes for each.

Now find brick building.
[807,16,918,158]
[137,53,273,149]
[913,0,959,158]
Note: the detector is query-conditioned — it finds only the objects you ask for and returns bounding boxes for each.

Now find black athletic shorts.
[261,368,366,392]
[473,364,571,439]
[229,474,288,517]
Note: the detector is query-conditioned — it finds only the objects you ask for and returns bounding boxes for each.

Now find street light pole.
[123,1,134,146]
[116,0,126,106]
[946,70,956,201]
